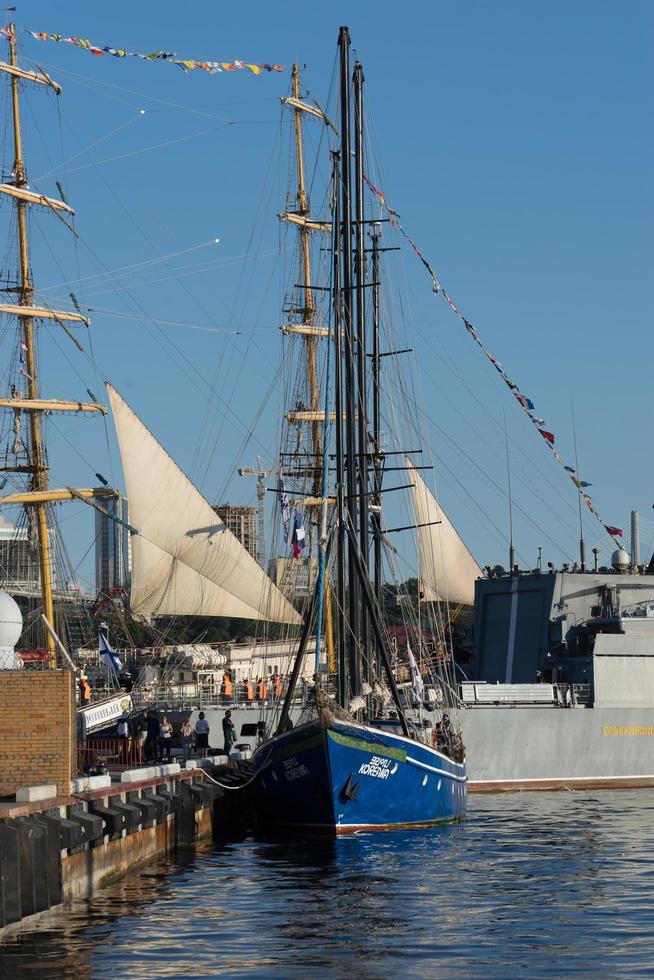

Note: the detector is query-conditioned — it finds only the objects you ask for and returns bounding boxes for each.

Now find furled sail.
[107,384,301,624]
[406,459,482,606]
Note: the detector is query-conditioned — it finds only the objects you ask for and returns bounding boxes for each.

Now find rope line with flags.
[17,28,285,76]
[363,174,623,545]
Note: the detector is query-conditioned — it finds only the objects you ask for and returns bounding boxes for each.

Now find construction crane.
[238,456,272,566]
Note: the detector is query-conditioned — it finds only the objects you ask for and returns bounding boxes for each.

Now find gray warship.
[462,542,654,791]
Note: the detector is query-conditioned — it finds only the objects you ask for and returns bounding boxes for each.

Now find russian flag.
[291,512,306,559]
[99,631,122,673]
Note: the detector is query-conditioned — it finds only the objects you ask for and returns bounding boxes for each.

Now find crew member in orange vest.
[256,678,267,702]
[243,678,254,702]
[221,673,233,703]
[273,673,283,699]
[79,674,91,705]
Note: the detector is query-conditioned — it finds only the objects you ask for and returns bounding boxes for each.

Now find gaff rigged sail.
[107,384,301,625]
[406,458,482,606]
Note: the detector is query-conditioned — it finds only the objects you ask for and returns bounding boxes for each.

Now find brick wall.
[0,670,75,797]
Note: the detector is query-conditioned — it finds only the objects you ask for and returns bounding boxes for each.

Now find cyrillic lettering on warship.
[602,725,654,736]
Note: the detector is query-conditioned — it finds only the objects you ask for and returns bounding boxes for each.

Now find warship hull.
[463,705,654,792]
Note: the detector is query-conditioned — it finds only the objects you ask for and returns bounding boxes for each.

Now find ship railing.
[77,736,142,773]
[553,682,592,707]
[129,688,302,712]
[460,681,592,707]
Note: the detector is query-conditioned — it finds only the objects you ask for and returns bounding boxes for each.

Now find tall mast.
[353,60,370,675]
[0,29,109,660]
[290,65,322,491]
[331,150,347,706]
[8,24,55,659]
[338,25,360,698]
[370,224,383,605]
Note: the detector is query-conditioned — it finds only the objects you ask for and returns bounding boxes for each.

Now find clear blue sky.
[2,0,653,591]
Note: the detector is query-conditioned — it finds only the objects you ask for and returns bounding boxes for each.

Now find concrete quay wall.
[0,767,220,938]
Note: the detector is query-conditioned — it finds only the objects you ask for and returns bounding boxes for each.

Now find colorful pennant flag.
[22,29,285,76]
[291,511,306,559]
[279,475,290,544]
[407,642,424,702]
[363,173,624,547]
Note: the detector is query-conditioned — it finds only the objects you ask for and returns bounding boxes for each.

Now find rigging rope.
[363,174,625,548]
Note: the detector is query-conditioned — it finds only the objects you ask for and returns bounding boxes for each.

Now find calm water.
[2,791,654,978]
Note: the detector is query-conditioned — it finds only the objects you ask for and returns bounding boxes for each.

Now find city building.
[95,494,131,594]
[268,556,318,602]
[0,514,40,592]
[214,504,258,561]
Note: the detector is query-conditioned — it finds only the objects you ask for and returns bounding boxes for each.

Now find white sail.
[406,459,482,606]
[107,384,301,625]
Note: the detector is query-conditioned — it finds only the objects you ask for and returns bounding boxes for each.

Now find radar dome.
[0,591,22,669]
[611,548,630,571]
[0,591,22,648]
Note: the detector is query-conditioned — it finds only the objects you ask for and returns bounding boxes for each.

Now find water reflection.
[1,792,654,978]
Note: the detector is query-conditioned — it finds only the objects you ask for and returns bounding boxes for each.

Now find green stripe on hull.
[328,728,407,762]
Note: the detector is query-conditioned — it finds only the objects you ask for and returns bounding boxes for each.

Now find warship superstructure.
[462,554,654,790]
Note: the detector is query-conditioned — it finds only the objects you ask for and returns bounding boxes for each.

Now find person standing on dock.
[117,712,131,765]
[159,715,173,762]
[222,709,236,756]
[181,718,194,760]
[144,710,161,764]
[136,711,148,761]
[195,711,210,758]
[256,678,267,703]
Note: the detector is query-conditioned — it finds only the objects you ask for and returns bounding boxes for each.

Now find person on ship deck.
[272,673,283,699]
[79,674,92,705]
[434,713,452,753]
[221,673,233,703]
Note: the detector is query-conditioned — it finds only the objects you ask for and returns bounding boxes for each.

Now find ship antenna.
[504,410,515,572]
[571,400,586,572]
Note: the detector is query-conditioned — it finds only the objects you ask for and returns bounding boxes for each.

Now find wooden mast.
[8,23,56,661]
[0,27,107,661]
[290,65,341,686]
[290,64,323,495]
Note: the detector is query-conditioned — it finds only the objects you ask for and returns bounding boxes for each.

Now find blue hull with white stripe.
[253,718,467,834]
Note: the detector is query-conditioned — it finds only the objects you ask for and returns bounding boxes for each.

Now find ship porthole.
[422,774,428,787]
[437,779,441,791]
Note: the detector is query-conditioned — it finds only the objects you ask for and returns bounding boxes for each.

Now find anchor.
[340,773,360,802]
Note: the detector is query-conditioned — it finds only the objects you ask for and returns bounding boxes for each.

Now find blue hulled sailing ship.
[252,27,467,835]
[255,717,466,834]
